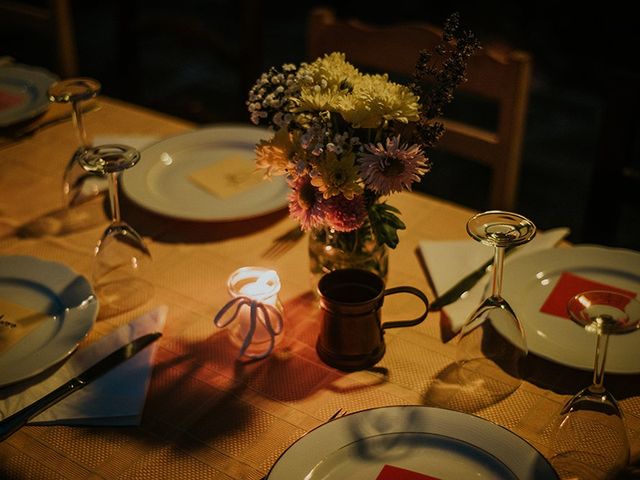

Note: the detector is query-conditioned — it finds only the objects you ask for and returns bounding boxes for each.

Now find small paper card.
[0,298,49,355]
[189,156,264,199]
[0,90,25,111]
[376,465,440,480]
[540,272,637,319]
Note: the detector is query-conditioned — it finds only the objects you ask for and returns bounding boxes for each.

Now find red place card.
[0,90,25,111]
[376,464,440,480]
[540,272,637,319]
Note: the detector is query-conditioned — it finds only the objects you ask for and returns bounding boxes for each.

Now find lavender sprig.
[411,12,481,148]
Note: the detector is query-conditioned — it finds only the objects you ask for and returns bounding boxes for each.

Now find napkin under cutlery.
[0,306,167,426]
[419,228,570,336]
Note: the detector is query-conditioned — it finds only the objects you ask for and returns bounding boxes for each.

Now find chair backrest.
[0,0,78,77]
[307,8,533,210]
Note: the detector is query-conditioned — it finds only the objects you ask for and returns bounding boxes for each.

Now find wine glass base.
[568,290,640,334]
[466,210,536,248]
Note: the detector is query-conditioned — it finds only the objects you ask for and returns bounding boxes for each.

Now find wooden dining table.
[1,97,639,479]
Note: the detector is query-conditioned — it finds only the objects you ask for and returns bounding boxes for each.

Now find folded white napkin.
[0,306,167,426]
[419,228,570,335]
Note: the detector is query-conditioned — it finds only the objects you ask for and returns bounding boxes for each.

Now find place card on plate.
[189,156,264,199]
[0,91,24,111]
[540,271,637,319]
[0,298,49,355]
[376,465,440,480]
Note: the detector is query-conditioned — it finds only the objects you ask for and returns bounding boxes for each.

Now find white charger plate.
[501,245,640,373]
[268,406,558,479]
[0,255,97,386]
[121,125,289,221]
[0,64,58,127]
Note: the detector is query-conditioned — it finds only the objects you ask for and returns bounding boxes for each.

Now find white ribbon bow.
[214,296,283,360]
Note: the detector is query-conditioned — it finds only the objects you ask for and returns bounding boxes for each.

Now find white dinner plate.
[0,64,58,127]
[0,255,98,386]
[121,125,289,221]
[501,245,640,373]
[268,406,558,479]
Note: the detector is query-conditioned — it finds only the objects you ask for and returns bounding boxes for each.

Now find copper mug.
[316,269,430,371]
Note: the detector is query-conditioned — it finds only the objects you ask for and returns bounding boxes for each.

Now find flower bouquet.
[247,14,479,282]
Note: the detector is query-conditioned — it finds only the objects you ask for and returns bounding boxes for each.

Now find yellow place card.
[0,298,49,356]
[189,156,265,199]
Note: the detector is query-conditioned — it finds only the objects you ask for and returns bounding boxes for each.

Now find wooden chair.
[307,8,533,211]
[0,0,79,77]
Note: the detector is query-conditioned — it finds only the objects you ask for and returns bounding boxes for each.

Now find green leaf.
[369,202,406,249]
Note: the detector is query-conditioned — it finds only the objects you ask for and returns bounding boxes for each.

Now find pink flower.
[288,175,325,231]
[323,194,367,232]
[359,135,430,195]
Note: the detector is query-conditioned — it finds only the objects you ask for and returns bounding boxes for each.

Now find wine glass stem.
[71,100,89,148]
[491,246,505,298]
[590,330,610,394]
[107,172,121,223]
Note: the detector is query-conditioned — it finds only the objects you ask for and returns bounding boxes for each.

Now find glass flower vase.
[308,224,389,291]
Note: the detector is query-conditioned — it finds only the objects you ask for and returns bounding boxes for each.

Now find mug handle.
[380,286,430,330]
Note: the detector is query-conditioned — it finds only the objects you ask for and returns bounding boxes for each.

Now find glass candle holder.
[214,267,284,360]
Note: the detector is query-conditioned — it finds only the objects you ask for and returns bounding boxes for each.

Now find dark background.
[3,1,639,250]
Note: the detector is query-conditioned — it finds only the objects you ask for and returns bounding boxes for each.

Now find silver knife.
[0,331,161,442]
[430,245,517,311]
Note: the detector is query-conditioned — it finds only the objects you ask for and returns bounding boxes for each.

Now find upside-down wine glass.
[47,77,102,207]
[455,210,536,403]
[75,144,154,315]
[550,290,640,479]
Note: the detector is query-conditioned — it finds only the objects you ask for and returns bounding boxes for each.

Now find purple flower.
[359,135,430,195]
[288,175,325,231]
[323,194,367,232]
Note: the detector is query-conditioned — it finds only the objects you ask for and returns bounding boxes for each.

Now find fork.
[262,226,304,259]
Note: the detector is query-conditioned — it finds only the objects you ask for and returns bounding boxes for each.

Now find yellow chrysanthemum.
[296,85,350,113]
[310,151,363,200]
[298,52,360,90]
[255,128,294,176]
[294,53,360,113]
[338,74,420,128]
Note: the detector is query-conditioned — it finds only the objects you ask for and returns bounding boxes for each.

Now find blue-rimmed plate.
[0,255,98,386]
[0,64,58,128]
[267,406,558,479]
